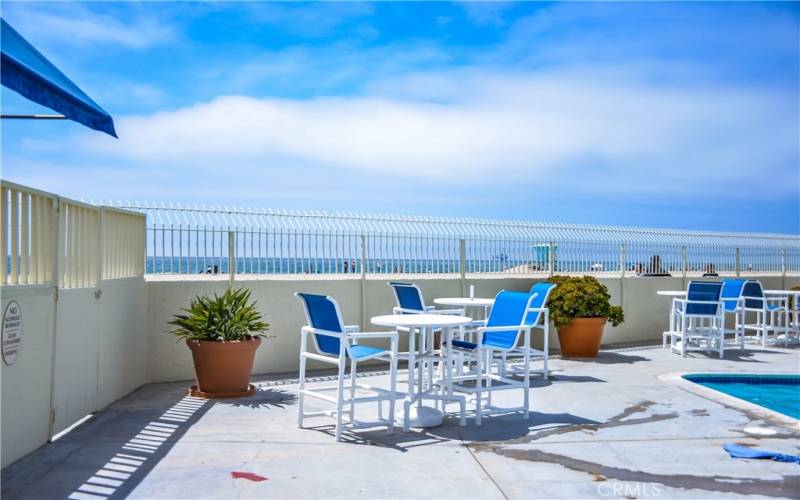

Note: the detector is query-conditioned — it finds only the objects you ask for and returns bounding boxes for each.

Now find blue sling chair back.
[388,282,428,313]
[719,279,747,349]
[387,281,464,358]
[740,280,789,346]
[451,290,537,425]
[388,281,463,317]
[295,292,398,441]
[494,282,557,379]
[666,281,726,358]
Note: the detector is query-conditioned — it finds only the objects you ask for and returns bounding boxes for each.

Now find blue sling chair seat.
[295,292,398,441]
[667,281,726,358]
[740,281,790,347]
[450,290,537,425]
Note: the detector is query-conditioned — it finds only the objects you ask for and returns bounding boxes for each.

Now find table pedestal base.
[407,406,444,428]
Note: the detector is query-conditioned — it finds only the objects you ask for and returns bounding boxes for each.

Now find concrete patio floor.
[2,344,799,499]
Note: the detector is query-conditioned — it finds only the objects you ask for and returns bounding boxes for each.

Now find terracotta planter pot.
[557,317,606,358]
[186,337,261,398]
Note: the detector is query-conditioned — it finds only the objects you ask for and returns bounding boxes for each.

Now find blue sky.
[1,1,798,233]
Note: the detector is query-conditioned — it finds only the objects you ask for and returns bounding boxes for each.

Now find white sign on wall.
[2,301,22,366]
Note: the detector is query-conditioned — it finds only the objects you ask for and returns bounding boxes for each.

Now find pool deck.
[3,344,799,499]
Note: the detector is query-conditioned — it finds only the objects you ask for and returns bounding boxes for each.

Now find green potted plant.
[547,275,624,357]
[170,287,269,398]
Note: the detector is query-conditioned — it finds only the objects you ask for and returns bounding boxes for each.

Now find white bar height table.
[433,297,495,323]
[371,313,472,432]
[657,290,686,335]
[764,290,800,339]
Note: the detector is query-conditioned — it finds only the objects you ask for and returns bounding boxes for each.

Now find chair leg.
[523,346,531,420]
[297,353,307,428]
[335,356,346,442]
[475,350,483,426]
[486,350,493,409]
[388,342,397,433]
[349,359,357,423]
[737,311,744,349]
[543,327,549,379]
[403,399,412,433]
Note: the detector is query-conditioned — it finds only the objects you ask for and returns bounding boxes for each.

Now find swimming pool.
[683,374,800,419]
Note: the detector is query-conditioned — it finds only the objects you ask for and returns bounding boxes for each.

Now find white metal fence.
[100,202,800,278]
[2,181,145,288]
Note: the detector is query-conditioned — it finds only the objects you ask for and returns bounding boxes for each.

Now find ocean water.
[144,256,621,275]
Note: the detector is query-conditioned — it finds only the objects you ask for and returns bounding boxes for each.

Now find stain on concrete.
[471,401,799,498]
[689,409,710,417]
[489,448,799,498]
[477,401,677,447]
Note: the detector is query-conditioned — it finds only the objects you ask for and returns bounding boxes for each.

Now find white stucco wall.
[1,277,146,468]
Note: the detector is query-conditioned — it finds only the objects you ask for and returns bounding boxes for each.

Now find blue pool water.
[683,374,800,419]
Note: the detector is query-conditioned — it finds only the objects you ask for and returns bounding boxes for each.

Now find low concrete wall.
[1,277,147,468]
[144,274,800,383]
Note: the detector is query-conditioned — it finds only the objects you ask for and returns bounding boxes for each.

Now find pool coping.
[659,371,800,431]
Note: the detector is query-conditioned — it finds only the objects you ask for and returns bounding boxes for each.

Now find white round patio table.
[371,314,472,430]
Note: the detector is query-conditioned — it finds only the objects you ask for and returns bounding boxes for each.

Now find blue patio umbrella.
[0,18,117,137]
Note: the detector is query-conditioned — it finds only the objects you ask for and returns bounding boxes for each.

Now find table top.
[656,290,686,296]
[371,314,473,328]
[433,297,495,307]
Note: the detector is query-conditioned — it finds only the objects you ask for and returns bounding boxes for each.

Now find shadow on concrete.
[217,387,297,409]
[549,374,606,383]
[301,368,605,450]
[430,411,601,443]
[305,409,601,452]
[306,424,452,452]
[565,351,650,364]
[681,348,791,363]
[1,383,213,500]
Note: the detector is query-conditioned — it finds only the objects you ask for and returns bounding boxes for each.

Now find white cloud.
[77,67,798,197]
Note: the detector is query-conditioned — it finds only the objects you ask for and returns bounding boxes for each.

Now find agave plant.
[169,288,269,341]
